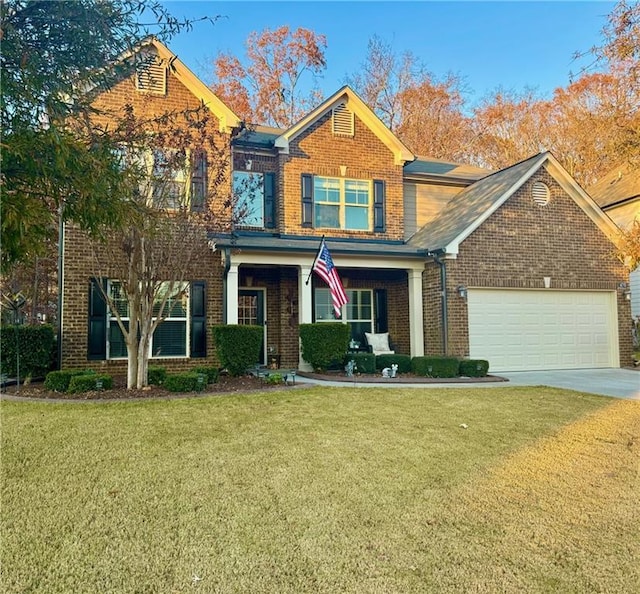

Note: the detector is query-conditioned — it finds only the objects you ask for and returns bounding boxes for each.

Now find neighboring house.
[60,39,633,374]
[589,165,640,318]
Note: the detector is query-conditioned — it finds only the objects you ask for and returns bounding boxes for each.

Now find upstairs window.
[233,170,276,228]
[311,176,371,230]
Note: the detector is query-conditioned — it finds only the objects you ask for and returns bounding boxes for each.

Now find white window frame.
[314,288,374,336]
[314,176,372,231]
[106,280,190,360]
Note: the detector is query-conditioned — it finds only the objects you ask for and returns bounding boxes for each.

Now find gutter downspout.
[429,249,448,356]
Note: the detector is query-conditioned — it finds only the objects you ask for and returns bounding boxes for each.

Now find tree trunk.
[136,326,152,389]
[126,338,139,390]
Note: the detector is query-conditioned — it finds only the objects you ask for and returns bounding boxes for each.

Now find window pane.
[315,203,340,228]
[345,180,369,205]
[152,321,187,357]
[109,321,129,358]
[314,177,340,203]
[108,282,129,317]
[153,282,188,317]
[314,288,336,320]
[345,206,369,230]
[233,171,264,227]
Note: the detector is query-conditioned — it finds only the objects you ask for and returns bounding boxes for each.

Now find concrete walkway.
[297,368,640,400]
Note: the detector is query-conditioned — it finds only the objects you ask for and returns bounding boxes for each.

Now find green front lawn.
[2,387,639,593]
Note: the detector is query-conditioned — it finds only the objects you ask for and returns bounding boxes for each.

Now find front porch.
[218,237,427,370]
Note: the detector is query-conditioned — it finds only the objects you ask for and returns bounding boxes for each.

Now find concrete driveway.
[499,368,639,399]
[298,368,640,399]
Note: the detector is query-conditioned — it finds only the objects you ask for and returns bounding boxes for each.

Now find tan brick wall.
[424,170,633,366]
[280,113,405,240]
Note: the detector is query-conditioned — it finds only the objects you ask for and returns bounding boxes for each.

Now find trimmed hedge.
[192,366,219,384]
[68,374,113,393]
[0,324,55,378]
[347,352,376,374]
[164,372,204,392]
[299,323,350,371]
[212,325,263,376]
[459,359,490,377]
[412,356,460,378]
[44,369,94,392]
[148,366,167,386]
[375,354,412,373]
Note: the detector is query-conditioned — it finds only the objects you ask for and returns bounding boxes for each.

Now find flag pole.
[305,234,325,285]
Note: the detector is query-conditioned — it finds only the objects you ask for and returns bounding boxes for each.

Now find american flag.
[313,239,348,317]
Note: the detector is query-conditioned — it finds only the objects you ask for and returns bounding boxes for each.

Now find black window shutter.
[264,172,276,229]
[374,288,388,333]
[190,149,207,210]
[190,281,207,358]
[373,179,385,232]
[301,173,313,227]
[88,278,107,360]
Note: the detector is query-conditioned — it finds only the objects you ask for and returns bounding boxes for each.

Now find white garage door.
[467,289,619,372]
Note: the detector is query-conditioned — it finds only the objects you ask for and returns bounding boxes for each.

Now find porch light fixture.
[457,285,467,299]
[618,282,631,300]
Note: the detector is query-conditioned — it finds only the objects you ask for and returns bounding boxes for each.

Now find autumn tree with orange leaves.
[347,35,472,161]
[211,26,327,127]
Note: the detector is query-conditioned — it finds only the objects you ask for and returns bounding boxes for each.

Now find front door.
[238,289,266,364]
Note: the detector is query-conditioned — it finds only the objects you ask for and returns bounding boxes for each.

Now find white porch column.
[298,265,313,370]
[408,268,425,357]
[226,264,239,324]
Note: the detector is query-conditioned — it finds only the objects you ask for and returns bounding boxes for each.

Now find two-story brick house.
[60,39,633,374]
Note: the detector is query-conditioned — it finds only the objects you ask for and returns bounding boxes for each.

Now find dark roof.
[404,156,490,181]
[213,233,427,258]
[588,164,640,208]
[233,125,283,148]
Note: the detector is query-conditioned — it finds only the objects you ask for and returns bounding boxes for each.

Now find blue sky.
[160,1,615,107]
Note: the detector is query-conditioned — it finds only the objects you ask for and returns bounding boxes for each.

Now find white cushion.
[365,332,394,354]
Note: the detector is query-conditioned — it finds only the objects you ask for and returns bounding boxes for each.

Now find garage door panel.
[468,289,617,372]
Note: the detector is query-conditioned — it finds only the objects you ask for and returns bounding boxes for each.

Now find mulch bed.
[2,374,286,401]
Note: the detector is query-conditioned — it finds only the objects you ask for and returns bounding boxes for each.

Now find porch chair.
[364,332,395,356]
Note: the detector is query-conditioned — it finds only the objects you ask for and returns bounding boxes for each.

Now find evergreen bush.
[44,369,94,392]
[192,366,219,384]
[0,325,55,378]
[459,359,490,377]
[411,356,460,378]
[67,373,112,393]
[212,325,263,376]
[147,366,167,386]
[299,323,350,371]
[164,372,202,392]
[348,352,376,374]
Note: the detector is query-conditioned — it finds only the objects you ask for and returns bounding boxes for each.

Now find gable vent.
[332,103,354,137]
[531,181,550,206]
[136,56,167,95]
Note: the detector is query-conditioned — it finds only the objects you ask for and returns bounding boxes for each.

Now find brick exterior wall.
[280,112,405,240]
[424,170,633,366]
[61,65,232,372]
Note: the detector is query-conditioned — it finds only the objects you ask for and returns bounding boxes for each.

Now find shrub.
[212,325,263,376]
[147,366,167,386]
[375,354,412,373]
[44,369,94,392]
[265,373,283,385]
[68,373,112,393]
[412,356,460,378]
[347,352,376,374]
[459,359,490,377]
[192,366,219,384]
[0,325,55,379]
[164,372,203,392]
[299,323,350,372]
